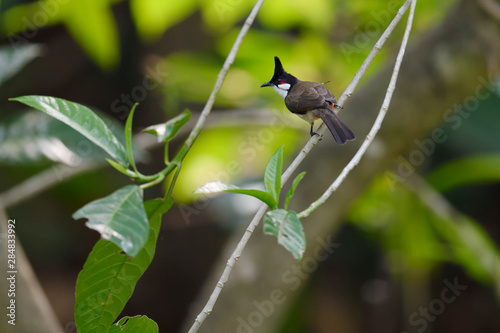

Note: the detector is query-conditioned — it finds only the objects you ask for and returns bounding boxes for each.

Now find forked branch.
[187,0,417,332]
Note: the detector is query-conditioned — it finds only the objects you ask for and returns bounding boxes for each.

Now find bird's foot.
[310,131,322,141]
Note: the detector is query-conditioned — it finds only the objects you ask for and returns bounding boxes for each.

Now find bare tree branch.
[185,0,500,331]
[299,0,417,218]
[184,0,416,332]
[186,1,267,331]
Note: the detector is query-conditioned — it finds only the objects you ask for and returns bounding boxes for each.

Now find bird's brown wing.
[285,81,337,113]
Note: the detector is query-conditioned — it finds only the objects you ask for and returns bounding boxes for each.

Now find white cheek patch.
[277,83,291,90]
[272,84,289,99]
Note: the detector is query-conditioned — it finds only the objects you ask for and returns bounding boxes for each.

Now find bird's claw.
[310,131,322,141]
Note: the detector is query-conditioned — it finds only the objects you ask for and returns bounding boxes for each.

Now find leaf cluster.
[9,95,185,332]
[196,146,307,259]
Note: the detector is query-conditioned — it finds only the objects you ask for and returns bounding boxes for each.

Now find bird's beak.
[260,82,271,88]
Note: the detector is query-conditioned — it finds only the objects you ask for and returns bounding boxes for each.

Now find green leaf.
[146,197,174,217]
[349,177,445,271]
[9,96,129,166]
[74,198,172,333]
[426,154,500,192]
[264,146,283,205]
[195,181,277,209]
[349,175,500,287]
[284,172,306,210]
[0,110,145,167]
[0,43,42,86]
[1,1,119,69]
[432,213,500,285]
[143,109,191,143]
[73,185,149,257]
[0,111,86,165]
[62,1,120,69]
[130,0,198,42]
[263,209,306,260]
[109,316,158,333]
[125,103,140,173]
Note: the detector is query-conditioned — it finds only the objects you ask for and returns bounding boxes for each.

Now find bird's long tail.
[316,109,355,145]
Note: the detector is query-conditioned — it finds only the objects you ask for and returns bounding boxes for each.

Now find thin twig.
[187,205,268,333]
[187,0,415,332]
[0,208,64,332]
[186,1,266,332]
[0,162,99,209]
[477,0,500,23]
[183,0,266,150]
[298,0,417,218]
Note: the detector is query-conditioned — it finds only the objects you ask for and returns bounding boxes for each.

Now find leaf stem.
[165,162,181,199]
[139,164,176,190]
[125,103,141,176]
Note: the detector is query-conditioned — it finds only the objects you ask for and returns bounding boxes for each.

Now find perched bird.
[261,56,355,145]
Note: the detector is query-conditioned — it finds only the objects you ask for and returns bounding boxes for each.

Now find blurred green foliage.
[349,171,500,295]
[349,176,444,276]
[2,0,120,69]
[427,155,500,193]
[0,0,455,201]
[1,0,500,330]
[1,0,454,72]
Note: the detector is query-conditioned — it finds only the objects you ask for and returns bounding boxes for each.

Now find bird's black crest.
[261,56,297,87]
[273,56,286,79]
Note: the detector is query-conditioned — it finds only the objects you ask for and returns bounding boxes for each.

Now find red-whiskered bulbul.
[261,56,355,145]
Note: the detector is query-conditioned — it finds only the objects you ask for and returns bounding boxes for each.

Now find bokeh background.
[1,0,500,332]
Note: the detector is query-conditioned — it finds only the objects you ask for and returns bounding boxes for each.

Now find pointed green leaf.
[9,96,128,166]
[284,172,306,210]
[74,198,172,333]
[109,316,158,333]
[125,103,140,173]
[73,185,148,257]
[0,111,82,165]
[263,209,306,260]
[0,111,130,166]
[143,109,191,143]
[195,181,277,209]
[426,154,500,193]
[264,146,283,204]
